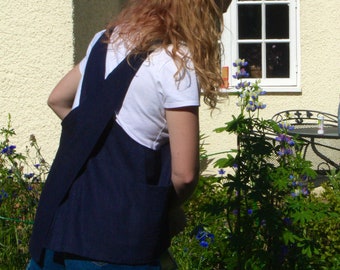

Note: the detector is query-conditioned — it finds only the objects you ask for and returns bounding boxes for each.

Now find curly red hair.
[106,0,226,108]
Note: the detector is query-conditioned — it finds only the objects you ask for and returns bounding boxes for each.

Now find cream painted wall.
[1,1,339,173]
[1,0,124,164]
[1,0,74,164]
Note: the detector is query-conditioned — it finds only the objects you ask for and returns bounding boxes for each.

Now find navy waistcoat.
[29,34,173,265]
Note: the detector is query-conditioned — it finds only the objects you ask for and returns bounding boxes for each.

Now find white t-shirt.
[72,30,200,150]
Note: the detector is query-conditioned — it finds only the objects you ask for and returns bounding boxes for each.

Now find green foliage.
[170,60,340,269]
[0,115,49,269]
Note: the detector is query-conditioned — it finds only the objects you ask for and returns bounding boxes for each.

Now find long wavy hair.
[105,0,225,109]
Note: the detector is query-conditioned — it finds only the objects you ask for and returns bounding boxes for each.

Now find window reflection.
[238,5,261,39]
[266,4,289,39]
[239,43,262,78]
[266,43,290,78]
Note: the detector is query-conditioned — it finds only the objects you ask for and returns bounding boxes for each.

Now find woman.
[27,0,229,269]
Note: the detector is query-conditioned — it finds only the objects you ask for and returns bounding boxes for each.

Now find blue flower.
[1,145,16,155]
[283,217,292,226]
[195,228,215,248]
[288,140,295,146]
[0,189,9,202]
[199,241,209,248]
[302,187,309,196]
[24,173,34,179]
[218,168,226,175]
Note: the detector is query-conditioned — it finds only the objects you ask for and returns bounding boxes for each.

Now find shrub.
[170,60,340,269]
[0,115,49,269]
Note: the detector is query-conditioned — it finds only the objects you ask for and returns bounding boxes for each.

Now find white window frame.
[221,0,301,93]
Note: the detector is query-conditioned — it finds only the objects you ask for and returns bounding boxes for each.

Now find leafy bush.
[170,60,340,269]
[0,115,49,269]
[1,59,339,269]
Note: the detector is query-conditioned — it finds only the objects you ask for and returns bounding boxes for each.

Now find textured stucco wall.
[1,0,74,163]
[1,0,339,172]
[0,1,125,164]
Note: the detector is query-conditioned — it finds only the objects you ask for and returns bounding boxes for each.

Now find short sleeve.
[159,58,200,109]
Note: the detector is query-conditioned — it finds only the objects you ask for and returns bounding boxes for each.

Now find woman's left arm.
[166,106,200,206]
[47,64,81,120]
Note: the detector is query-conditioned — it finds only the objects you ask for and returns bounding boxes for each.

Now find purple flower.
[1,145,16,155]
[283,217,292,226]
[24,173,34,179]
[195,228,214,248]
[0,189,9,202]
[218,168,226,175]
[199,241,209,248]
[288,140,295,146]
[284,148,293,155]
[302,187,309,196]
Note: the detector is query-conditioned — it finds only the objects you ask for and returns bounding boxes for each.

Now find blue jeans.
[26,250,161,270]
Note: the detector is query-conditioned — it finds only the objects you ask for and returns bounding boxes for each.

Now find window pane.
[266,43,290,78]
[238,5,261,39]
[266,4,289,39]
[239,43,262,78]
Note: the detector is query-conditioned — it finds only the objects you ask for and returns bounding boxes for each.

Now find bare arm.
[47,64,81,120]
[166,106,199,206]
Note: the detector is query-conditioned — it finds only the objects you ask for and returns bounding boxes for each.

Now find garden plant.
[0,115,49,269]
[0,60,340,269]
[170,59,340,269]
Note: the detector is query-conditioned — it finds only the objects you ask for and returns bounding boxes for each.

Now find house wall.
[0,0,124,164]
[0,0,74,164]
[200,0,340,174]
[1,1,339,173]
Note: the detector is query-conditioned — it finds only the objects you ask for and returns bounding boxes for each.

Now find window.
[221,0,300,92]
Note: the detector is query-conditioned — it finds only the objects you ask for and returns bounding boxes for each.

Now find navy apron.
[29,33,173,266]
